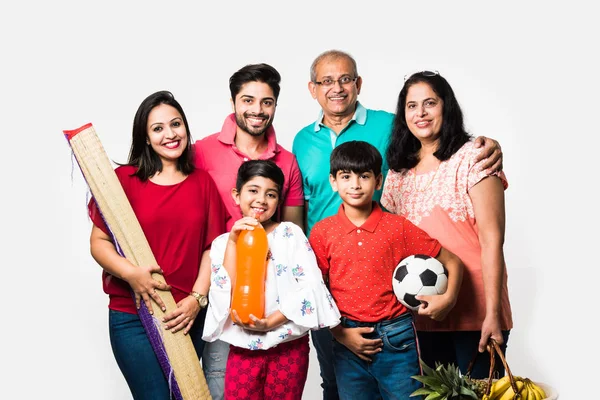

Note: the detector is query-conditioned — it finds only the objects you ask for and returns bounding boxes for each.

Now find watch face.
[199,296,208,307]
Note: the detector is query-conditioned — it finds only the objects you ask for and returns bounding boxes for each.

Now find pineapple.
[411,359,488,399]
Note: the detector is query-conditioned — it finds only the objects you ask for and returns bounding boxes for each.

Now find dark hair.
[229,63,281,101]
[330,141,382,177]
[386,72,471,172]
[127,90,194,180]
[236,160,285,194]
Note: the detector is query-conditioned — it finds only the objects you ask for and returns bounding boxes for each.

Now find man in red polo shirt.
[309,141,465,400]
[193,63,304,400]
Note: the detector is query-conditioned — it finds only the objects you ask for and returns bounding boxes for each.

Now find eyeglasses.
[314,76,358,88]
[403,70,439,82]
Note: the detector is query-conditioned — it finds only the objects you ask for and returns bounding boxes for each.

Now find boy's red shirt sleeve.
[309,224,330,278]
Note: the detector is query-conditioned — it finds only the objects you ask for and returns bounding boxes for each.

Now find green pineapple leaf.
[458,387,478,399]
[412,359,481,399]
[412,375,445,388]
[420,358,436,376]
[410,388,434,396]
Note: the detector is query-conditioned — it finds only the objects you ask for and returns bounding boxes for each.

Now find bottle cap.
[251,209,264,220]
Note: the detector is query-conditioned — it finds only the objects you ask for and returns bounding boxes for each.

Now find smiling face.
[146,104,188,166]
[330,170,382,209]
[404,82,444,145]
[233,176,280,223]
[309,56,362,120]
[232,81,276,137]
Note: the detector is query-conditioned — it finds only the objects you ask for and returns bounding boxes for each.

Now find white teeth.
[164,141,179,148]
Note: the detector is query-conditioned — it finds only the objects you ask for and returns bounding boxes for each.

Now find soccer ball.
[392,254,448,311]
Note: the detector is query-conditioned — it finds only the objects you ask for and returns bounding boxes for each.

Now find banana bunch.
[482,376,547,400]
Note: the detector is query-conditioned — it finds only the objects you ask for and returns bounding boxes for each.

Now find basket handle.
[466,338,520,398]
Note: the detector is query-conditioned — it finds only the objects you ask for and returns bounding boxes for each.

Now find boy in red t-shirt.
[309,140,465,400]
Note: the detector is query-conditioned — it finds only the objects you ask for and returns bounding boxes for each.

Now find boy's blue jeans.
[333,312,422,400]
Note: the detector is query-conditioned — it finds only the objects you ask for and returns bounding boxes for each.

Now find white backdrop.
[1,1,597,399]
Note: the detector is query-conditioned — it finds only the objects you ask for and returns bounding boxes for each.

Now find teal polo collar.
[312,102,367,132]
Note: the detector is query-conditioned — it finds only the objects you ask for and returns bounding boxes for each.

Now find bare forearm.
[469,176,506,316]
[445,259,463,306]
[193,249,212,294]
[90,236,136,281]
[268,310,288,330]
[480,245,505,315]
[436,248,463,306]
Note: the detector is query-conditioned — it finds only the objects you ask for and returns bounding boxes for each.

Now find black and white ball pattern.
[392,254,448,311]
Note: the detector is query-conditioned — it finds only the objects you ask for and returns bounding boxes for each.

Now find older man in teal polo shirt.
[294,100,392,236]
[293,49,503,400]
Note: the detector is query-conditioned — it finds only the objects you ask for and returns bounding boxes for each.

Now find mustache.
[244,112,269,119]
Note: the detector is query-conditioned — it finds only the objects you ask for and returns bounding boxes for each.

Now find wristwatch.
[190,291,208,308]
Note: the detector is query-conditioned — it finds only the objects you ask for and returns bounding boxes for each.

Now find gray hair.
[309,49,359,82]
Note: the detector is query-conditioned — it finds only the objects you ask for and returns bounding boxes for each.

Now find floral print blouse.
[203,222,341,350]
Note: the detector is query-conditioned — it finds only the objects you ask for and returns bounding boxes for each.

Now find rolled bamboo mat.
[64,123,211,400]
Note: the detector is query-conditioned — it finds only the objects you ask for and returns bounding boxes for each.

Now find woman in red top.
[89,91,228,399]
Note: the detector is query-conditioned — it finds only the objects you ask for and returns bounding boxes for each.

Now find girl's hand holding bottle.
[230,309,287,333]
[228,216,262,244]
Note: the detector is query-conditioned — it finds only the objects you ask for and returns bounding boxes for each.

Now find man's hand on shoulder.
[473,136,503,173]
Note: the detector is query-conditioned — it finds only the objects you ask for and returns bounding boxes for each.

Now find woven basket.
[466,339,558,399]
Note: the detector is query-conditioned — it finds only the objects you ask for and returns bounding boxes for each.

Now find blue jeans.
[310,328,339,399]
[202,339,229,400]
[109,309,206,399]
[417,330,511,379]
[333,313,421,400]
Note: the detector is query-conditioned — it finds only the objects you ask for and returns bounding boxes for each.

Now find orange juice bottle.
[231,219,269,325]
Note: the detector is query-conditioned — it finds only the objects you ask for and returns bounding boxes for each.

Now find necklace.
[413,167,439,192]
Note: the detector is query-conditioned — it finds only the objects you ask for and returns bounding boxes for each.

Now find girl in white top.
[203,160,340,399]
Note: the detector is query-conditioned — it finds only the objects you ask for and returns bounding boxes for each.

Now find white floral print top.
[202,222,341,350]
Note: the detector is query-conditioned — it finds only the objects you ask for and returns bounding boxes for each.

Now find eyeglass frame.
[313,75,358,87]
[403,70,439,82]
